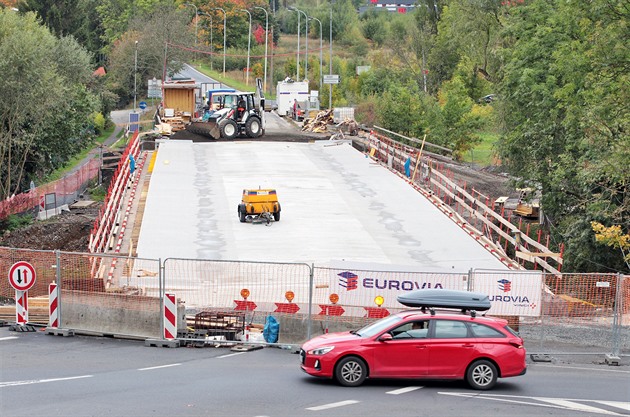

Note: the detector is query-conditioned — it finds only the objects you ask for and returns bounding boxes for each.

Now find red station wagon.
[300,309,527,389]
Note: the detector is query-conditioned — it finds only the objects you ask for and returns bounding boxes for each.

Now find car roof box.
[397,289,491,311]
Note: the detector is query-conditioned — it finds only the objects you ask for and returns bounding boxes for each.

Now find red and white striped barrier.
[163,293,177,340]
[15,290,28,325]
[49,282,59,328]
[105,152,147,288]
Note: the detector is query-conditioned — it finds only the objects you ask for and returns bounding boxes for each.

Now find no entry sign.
[8,261,36,291]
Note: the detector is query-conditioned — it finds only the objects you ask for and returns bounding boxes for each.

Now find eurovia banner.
[325,261,469,313]
[473,271,543,317]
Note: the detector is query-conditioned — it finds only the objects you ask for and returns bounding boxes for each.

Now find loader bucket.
[186,121,222,139]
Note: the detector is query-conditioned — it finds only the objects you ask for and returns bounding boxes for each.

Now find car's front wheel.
[466,360,497,390]
[335,356,367,387]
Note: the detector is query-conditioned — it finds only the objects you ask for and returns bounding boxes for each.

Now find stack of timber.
[302,109,334,133]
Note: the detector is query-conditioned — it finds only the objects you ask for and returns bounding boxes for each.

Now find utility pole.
[329,1,334,109]
[134,40,138,112]
[239,9,252,86]
[254,6,269,94]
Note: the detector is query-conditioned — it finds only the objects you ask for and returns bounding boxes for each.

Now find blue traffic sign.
[139,101,147,110]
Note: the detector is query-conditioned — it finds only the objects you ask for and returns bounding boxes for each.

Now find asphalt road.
[2,330,629,417]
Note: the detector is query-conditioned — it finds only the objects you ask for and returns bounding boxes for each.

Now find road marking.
[217,352,246,359]
[537,399,622,415]
[386,386,423,395]
[595,401,630,412]
[439,392,567,411]
[138,363,181,371]
[439,392,628,416]
[532,364,630,374]
[306,400,360,411]
[0,336,19,341]
[0,375,93,388]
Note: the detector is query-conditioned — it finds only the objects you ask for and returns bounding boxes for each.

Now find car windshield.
[355,315,403,337]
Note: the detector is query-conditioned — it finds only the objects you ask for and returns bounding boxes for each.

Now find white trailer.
[276,80,309,116]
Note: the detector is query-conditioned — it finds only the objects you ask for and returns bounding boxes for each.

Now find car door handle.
[416,346,427,349]
[461,344,474,348]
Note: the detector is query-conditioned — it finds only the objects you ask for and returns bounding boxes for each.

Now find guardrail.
[364,129,563,274]
[88,131,140,254]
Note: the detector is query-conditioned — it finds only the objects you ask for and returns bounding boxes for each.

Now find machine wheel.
[273,203,281,221]
[334,356,367,387]
[238,206,246,223]
[466,360,498,390]
[220,119,238,139]
[245,117,262,138]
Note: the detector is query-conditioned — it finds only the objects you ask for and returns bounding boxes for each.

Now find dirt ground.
[0,203,101,252]
[0,132,511,253]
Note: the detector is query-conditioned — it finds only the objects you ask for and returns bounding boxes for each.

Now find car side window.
[470,323,506,338]
[390,320,429,339]
[433,320,470,339]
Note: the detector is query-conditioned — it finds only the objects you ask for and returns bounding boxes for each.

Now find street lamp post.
[329,2,334,109]
[183,3,198,59]
[254,6,269,94]
[199,12,213,70]
[239,9,252,86]
[134,40,138,112]
[213,7,226,77]
[290,7,308,81]
[290,8,301,80]
[310,17,323,95]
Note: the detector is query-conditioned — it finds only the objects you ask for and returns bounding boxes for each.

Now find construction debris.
[302,108,360,137]
[301,109,333,133]
[337,118,359,136]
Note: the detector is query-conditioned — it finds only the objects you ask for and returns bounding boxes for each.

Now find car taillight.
[509,341,523,349]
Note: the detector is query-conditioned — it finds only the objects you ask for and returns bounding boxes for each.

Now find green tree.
[429,74,482,159]
[0,10,99,198]
[19,0,105,56]
[428,0,504,97]
[105,2,193,105]
[376,83,428,137]
[497,0,630,272]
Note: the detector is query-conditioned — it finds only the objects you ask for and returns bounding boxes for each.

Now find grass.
[463,130,499,167]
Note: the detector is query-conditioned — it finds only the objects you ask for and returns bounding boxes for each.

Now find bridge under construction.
[133,138,509,273]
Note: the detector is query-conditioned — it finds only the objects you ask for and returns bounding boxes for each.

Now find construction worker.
[237,96,246,120]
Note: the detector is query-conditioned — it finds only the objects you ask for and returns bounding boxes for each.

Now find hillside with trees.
[0,0,627,273]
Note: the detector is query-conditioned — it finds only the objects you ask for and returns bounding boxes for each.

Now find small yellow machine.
[514,187,540,219]
[238,189,281,223]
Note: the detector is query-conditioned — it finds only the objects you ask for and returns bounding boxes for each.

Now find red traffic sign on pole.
[8,261,36,291]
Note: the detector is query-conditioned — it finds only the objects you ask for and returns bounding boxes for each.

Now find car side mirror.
[379,333,393,342]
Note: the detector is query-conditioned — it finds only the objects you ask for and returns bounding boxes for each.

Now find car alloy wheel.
[335,356,367,387]
[467,360,497,390]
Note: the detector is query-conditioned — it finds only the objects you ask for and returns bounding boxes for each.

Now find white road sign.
[323,75,340,84]
[8,261,36,291]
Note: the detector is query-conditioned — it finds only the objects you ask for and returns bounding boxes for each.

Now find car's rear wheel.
[335,356,367,387]
[466,360,497,390]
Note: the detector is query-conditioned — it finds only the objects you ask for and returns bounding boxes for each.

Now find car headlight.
[308,346,334,356]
